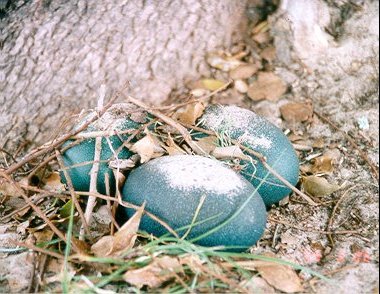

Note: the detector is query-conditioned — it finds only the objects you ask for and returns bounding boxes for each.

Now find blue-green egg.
[198,105,299,207]
[61,103,146,195]
[120,155,267,251]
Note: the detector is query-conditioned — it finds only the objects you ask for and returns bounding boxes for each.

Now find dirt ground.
[0,0,379,293]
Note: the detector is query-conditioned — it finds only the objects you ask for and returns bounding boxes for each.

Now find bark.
[1,0,248,149]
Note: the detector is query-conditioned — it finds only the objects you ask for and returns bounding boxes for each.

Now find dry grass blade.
[91,203,145,257]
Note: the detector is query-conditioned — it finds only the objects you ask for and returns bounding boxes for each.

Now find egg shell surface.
[198,105,300,206]
[120,155,267,251]
[61,103,145,195]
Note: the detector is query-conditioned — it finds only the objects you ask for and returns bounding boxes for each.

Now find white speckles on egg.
[201,105,274,150]
[148,155,245,197]
[239,132,273,150]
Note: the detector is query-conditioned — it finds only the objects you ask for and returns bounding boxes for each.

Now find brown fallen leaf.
[252,31,271,44]
[164,134,187,156]
[312,137,325,148]
[229,63,259,80]
[206,52,243,71]
[280,102,313,123]
[201,79,225,91]
[179,254,205,274]
[177,101,206,125]
[260,46,277,63]
[123,256,183,289]
[211,145,251,161]
[241,277,276,294]
[91,203,145,257]
[311,155,335,173]
[43,172,66,191]
[255,255,304,293]
[195,136,218,154]
[247,72,287,102]
[302,176,340,197]
[130,130,165,163]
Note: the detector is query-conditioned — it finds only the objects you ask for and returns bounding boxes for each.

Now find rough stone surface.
[1,0,248,148]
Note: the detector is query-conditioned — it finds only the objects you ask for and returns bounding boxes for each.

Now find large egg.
[61,103,146,195]
[120,155,267,251]
[198,105,299,207]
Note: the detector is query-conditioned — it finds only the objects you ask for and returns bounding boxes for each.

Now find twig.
[4,92,120,175]
[15,241,65,260]
[268,217,361,235]
[124,95,207,156]
[55,151,91,239]
[327,185,360,246]
[80,135,102,240]
[314,111,379,181]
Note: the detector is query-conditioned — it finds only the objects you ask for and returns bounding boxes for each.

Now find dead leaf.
[43,172,66,191]
[311,155,335,173]
[302,176,340,197]
[177,101,206,125]
[130,130,165,163]
[164,134,187,156]
[179,254,205,274]
[255,254,304,293]
[195,136,218,154]
[0,181,20,197]
[190,88,209,97]
[312,138,325,148]
[91,203,145,257]
[247,72,287,102]
[109,155,140,171]
[201,79,225,91]
[206,52,243,71]
[123,256,183,289]
[211,145,251,161]
[280,102,313,123]
[252,31,271,44]
[229,63,259,80]
[33,229,55,246]
[260,46,277,63]
[241,277,276,293]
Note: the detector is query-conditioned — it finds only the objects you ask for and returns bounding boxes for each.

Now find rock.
[61,103,146,195]
[198,105,299,206]
[120,155,267,251]
[234,79,249,93]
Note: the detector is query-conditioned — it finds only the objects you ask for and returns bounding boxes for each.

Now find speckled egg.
[198,105,299,207]
[120,155,267,251]
[61,103,146,195]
